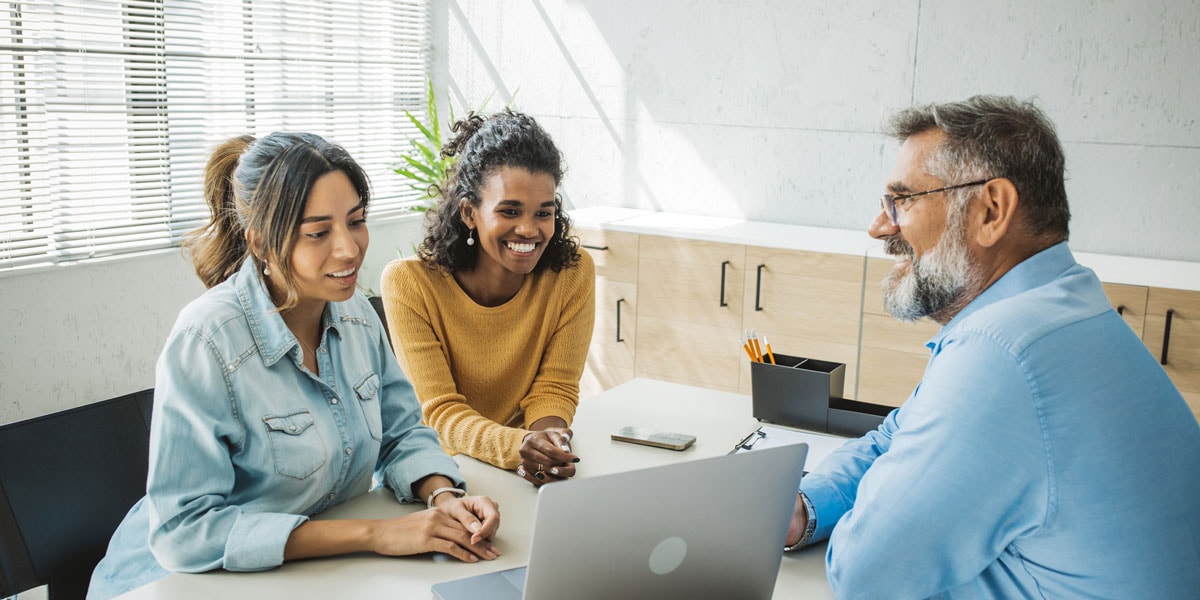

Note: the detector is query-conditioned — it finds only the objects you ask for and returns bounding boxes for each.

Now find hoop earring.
[466,229,475,246]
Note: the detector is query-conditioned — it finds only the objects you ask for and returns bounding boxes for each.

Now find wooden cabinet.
[1142,287,1200,419]
[574,212,1199,424]
[856,258,939,407]
[578,228,639,399]
[634,235,746,392]
[739,247,865,398]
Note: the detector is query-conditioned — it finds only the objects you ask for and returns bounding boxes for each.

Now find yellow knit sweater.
[380,252,595,469]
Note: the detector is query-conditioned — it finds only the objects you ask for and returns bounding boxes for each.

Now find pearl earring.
[466,230,475,246]
[263,264,271,276]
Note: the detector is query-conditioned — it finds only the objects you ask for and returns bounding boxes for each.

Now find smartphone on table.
[611,426,697,451]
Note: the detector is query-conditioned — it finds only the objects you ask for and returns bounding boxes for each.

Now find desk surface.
[117,378,844,599]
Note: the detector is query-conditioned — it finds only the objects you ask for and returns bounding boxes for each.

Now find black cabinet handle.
[1160,308,1175,365]
[581,244,609,251]
[1116,304,1125,316]
[755,264,766,311]
[719,261,731,307]
[616,298,626,343]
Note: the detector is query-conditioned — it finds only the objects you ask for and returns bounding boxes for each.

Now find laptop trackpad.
[431,565,526,600]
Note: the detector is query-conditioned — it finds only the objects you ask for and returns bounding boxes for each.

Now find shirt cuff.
[784,491,817,552]
[224,512,308,571]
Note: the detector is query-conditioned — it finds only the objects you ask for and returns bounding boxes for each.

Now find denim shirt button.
[344,447,352,455]
[331,397,338,404]
[327,493,334,500]
[320,347,326,353]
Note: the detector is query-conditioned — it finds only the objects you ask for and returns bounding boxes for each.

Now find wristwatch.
[785,490,817,552]
[426,486,467,507]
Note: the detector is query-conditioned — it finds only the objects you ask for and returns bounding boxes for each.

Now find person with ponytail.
[381,110,595,487]
[88,133,500,599]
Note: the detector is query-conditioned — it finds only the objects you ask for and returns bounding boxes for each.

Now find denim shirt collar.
[928,241,1075,349]
[232,257,342,366]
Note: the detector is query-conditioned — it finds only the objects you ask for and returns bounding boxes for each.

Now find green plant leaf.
[405,111,438,146]
[413,140,438,164]
[394,168,434,186]
[401,155,438,179]
[427,78,440,144]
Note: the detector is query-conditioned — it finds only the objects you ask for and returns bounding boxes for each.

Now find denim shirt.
[800,243,1200,599]
[88,258,464,599]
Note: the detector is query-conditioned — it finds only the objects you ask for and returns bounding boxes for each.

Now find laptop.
[432,443,808,600]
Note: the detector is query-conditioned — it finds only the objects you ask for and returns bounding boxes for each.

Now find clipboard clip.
[734,427,766,451]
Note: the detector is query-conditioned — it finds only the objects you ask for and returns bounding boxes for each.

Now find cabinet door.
[856,258,940,406]
[581,279,637,399]
[576,228,638,283]
[1103,283,1148,339]
[1142,287,1200,420]
[635,235,745,392]
[740,247,864,397]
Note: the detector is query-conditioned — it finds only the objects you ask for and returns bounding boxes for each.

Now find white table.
[117,378,845,599]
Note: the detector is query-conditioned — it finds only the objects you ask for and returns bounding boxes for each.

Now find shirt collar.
[233,257,342,366]
[929,241,1075,348]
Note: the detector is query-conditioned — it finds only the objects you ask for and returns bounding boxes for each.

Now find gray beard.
[881,225,980,323]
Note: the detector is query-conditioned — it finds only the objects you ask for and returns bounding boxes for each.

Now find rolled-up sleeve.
[374,331,465,502]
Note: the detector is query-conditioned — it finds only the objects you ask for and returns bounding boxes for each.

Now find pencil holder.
[750,354,845,432]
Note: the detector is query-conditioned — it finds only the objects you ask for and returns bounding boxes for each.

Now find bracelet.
[425,486,467,507]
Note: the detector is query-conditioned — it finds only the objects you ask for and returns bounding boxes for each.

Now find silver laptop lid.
[523,442,808,600]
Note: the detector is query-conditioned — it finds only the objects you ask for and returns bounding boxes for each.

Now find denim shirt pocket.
[262,410,328,480]
[354,372,383,442]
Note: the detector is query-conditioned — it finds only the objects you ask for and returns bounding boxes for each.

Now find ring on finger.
[535,463,547,481]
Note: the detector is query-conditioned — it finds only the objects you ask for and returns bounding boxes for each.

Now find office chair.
[0,389,153,600]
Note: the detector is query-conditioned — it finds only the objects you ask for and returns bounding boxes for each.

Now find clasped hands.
[517,419,579,487]
[371,492,501,563]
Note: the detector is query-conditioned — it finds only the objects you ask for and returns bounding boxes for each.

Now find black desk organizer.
[750,353,892,437]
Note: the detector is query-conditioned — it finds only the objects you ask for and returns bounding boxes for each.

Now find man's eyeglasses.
[880,179,990,225]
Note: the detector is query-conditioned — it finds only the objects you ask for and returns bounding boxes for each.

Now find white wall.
[7,0,1200,422]
[0,217,424,424]
[434,0,1200,262]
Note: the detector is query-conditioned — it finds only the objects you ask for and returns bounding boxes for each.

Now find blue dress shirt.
[88,258,464,599]
[800,243,1200,599]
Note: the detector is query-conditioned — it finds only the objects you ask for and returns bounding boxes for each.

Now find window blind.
[0,0,430,270]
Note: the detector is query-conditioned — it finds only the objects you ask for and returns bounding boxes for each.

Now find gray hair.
[887,95,1070,243]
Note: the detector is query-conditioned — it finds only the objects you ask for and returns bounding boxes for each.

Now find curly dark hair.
[418,109,579,273]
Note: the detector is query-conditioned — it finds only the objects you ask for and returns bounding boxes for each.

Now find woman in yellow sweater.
[381,110,595,486]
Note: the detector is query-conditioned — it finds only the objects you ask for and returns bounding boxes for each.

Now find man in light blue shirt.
[785,95,1200,599]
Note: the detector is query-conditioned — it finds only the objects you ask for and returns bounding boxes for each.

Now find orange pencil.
[763,336,776,365]
[742,334,758,362]
[750,330,764,363]
[744,330,761,362]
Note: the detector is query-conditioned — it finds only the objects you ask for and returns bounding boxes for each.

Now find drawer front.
[576,228,639,283]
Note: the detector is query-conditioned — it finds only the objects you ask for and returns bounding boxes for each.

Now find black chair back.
[0,389,153,599]
[369,295,393,349]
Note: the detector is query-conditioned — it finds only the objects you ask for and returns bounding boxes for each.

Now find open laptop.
[432,443,808,600]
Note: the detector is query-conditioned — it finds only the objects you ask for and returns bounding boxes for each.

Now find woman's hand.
[517,419,579,486]
[368,495,501,562]
[436,494,501,545]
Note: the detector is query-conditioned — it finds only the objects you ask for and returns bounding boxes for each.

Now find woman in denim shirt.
[89,133,500,599]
